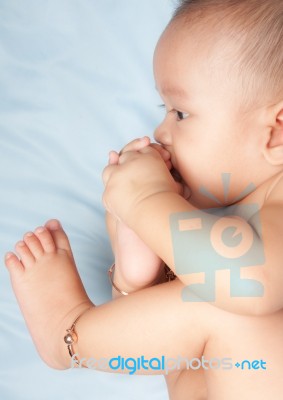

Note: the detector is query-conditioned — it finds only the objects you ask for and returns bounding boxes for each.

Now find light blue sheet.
[0,1,174,398]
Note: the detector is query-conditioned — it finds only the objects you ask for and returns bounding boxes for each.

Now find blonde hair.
[171,0,283,112]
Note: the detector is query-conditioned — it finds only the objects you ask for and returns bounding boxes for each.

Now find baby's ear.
[262,103,283,165]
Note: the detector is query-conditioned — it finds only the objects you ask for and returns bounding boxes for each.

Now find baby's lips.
[165,159,172,170]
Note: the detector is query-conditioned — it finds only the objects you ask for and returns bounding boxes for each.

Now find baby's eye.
[176,110,189,121]
[158,104,189,121]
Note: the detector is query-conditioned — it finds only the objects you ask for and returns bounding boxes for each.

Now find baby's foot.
[115,220,164,290]
[4,220,93,369]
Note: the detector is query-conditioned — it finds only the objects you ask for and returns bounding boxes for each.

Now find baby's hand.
[103,138,182,223]
[108,136,172,169]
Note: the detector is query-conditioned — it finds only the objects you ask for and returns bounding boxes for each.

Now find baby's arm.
[103,145,283,316]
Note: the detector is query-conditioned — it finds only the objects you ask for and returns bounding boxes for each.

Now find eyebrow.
[155,85,188,98]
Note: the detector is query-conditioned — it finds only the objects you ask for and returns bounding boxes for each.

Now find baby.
[4,0,283,399]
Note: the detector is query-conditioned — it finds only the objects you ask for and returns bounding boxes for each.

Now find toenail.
[48,220,61,230]
[5,252,13,259]
[17,241,26,247]
[25,232,34,237]
[35,227,45,234]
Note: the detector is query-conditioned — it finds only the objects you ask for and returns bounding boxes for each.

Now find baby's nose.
[154,119,172,145]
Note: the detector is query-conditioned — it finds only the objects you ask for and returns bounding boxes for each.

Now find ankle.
[58,301,94,369]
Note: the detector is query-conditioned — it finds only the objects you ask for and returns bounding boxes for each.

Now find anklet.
[64,307,93,367]
[108,263,177,296]
[108,263,129,296]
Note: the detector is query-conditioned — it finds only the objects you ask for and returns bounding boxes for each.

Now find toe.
[23,232,44,259]
[5,252,24,273]
[15,240,36,267]
[44,219,62,231]
[45,220,73,255]
[34,227,56,253]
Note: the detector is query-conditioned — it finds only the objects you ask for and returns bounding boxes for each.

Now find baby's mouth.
[170,167,183,183]
[170,168,191,200]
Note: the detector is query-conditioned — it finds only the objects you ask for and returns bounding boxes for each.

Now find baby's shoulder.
[239,171,283,211]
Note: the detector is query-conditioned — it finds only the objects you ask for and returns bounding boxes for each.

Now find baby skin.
[106,136,177,297]
[104,137,283,399]
[5,217,283,400]
[5,220,93,369]
[5,5,283,399]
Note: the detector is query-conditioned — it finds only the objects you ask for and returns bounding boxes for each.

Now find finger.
[149,143,172,170]
[138,145,160,155]
[119,136,150,155]
[137,145,172,170]
[108,151,119,165]
[150,143,171,161]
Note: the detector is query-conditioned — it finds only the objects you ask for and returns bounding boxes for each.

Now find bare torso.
[165,172,283,399]
[165,307,283,400]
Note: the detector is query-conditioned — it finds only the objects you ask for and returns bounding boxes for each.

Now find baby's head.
[153,0,283,207]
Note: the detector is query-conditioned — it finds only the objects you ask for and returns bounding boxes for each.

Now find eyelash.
[158,104,189,121]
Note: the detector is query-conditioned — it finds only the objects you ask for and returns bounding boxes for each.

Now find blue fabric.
[0,1,173,399]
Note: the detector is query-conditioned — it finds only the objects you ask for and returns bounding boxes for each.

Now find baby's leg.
[106,213,207,397]
[5,220,212,375]
[5,220,93,369]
